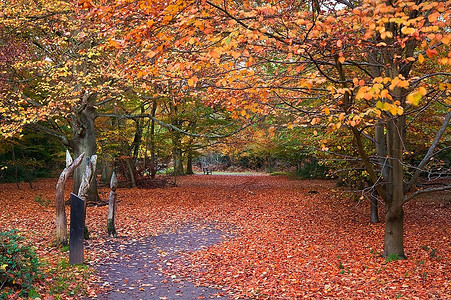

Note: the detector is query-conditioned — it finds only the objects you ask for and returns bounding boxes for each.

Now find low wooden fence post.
[107,172,118,237]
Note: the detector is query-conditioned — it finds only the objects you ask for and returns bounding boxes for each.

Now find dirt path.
[88,224,232,299]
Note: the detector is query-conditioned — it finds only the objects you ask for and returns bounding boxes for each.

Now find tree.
[0,0,127,202]
[95,0,450,258]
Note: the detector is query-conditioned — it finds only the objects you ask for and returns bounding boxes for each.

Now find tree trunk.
[107,172,118,237]
[384,205,405,259]
[100,155,113,184]
[55,151,84,246]
[71,99,99,203]
[186,148,194,175]
[371,124,387,222]
[131,108,144,166]
[370,190,380,223]
[125,157,136,188]
[383,118,406,258]
[150,100,157,179]
[173,145,184,175]
[78,155,97,240]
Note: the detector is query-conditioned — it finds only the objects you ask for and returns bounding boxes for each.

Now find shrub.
[0,229,40,298]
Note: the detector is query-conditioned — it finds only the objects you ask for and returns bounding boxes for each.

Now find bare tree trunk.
[71,96,99,203]
[150,100,157,179]
[78,155,97,240]
[107,172,118,237]
[55,151,85,246]
[172,137,184,176]
[370,190,380,223]
[125,157,136,188]
[383,118,406,258]
[186,149,194,175]
[131,108,144,166]
[384,205,405,258]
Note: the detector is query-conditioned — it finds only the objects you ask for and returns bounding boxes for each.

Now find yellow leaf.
[389,106,398,115]
[398,80,409,89]
[406,92,422,106]
[324,107,330,115]
[418,54,424,64]
[382,102,391,111]
[418,86,427,96]
[338,56,345,64]
[401,27,415,35]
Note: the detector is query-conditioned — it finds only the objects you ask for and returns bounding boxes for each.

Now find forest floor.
[0,175,450,299]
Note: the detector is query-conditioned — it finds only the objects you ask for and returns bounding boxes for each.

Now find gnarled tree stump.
[55,151,85,246]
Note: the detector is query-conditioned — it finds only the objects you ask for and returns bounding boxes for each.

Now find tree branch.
[406,110,451,192]
[97,113,262,139]
[29,123,71,147]
[403,185,451,204]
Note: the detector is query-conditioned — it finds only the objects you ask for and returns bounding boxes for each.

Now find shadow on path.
[88,224,231,299]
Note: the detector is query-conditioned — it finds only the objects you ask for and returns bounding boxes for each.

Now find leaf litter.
[0,175,449,299]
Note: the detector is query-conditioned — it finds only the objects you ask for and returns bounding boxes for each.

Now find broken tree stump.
[55,151,85,246]
[107,172,118,237]
[78,155,97,239]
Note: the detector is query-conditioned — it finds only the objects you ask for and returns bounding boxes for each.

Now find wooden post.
[69,193,85,264]
[55,151,85,246]
[107,172,118,237]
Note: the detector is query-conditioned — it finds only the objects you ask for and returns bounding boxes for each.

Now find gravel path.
[88,224,231,299]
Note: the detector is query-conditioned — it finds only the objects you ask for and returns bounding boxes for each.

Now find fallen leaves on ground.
[0,175,449,299]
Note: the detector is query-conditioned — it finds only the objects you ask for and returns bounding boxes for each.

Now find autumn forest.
[0,0,450,299]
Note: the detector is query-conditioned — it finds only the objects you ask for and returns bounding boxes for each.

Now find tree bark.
[186,147,194,175]
[150,100,157,179]
[78,155,97,240]
[55,151,84,246]
[173,144,184,175]
[107,172,118,237]
[71,95,99,203]
[370,190,380,223]
[383,117,406,258]
[125,157,137,188]
[131,108,144,166]
[384,205,405,259]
